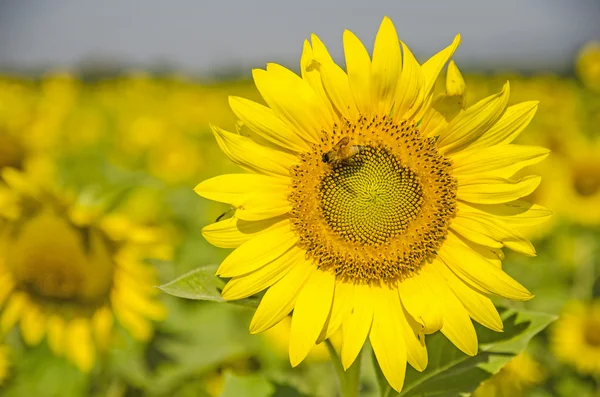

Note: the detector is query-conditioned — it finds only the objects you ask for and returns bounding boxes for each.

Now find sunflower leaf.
[158,265,226,302]
[384,307,556,397]
[158,265,260,307]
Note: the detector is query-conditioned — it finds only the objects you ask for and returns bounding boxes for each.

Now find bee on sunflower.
[194,17,550,391]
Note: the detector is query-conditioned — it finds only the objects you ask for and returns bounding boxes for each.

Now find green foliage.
[220,373,275,397]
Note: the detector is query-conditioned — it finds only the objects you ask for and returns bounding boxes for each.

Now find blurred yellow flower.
[0,168,169,373]
[195,16,550,392]
[576,42,600,92]
[0,344,9,387]
[473,352,545,397]
[551,300,600,375]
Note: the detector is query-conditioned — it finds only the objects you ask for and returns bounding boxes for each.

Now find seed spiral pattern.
[289,115,457,284]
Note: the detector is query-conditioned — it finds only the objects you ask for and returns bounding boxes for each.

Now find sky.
[0,0,599,76]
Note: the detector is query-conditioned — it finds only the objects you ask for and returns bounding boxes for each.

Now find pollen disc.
[289,115,457,284]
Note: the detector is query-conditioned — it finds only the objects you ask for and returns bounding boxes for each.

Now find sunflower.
[551,300,600,375]
[0,167,168,372]
[473,352,545,397]
[195,17,550,391]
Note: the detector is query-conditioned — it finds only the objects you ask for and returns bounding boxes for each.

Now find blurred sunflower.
[532,138,600,226]
[0,344,9,387]
[195,17,549,391]
[0,167,169,373]
[576,42,600,92]
[551,300,600,375]
[473,352,545,397]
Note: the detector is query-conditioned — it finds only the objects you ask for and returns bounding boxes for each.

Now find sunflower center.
[289,115,457,285]
[320,146,423,245]
[2,209,115,309]
[583,318,600,347]
[573,163,600,197]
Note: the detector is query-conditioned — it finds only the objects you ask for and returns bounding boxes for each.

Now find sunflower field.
[0,21,599,397]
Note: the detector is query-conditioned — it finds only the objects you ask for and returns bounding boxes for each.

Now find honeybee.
[322,137,365,165]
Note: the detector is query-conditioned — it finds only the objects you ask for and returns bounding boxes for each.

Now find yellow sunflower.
[0,344,9,387]
[0,167,168,373]
[551,300,600,375]
[195,17,550,391]
[473,352,545,397]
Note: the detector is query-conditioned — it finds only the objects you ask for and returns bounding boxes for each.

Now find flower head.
[195,17,549,391]
[0,167,169,372]
[551,300,600,375]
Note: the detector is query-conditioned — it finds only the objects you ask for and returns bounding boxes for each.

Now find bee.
[322,137,365,165]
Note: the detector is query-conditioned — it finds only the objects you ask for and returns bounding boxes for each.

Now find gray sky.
[0,0,599,75]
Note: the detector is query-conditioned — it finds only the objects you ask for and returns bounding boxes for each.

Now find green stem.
[326,339,362,397]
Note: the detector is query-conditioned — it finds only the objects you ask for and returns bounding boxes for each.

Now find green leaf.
[158,265,260,307]
[220,373,275,397]
[158,265,226,302]
[379,308,556,397]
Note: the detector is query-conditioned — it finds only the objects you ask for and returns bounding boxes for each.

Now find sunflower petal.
[457,175,541,204]
[229,96,310,152]
[451,145,549,178]
[344,29,372,115]
[212,125,297,176]
[371,16,401,115]
[369,287,407,392]
[319,280,353,342]
[289,270,335,366]
[394,43,423,119]
[301,40,336,121]
[202,216,287,249]
[398,272,444,334]
[221,247,303,300]
[217,220,297,277]
[440,232,533,301]
[341,283,373,369]
[250,258,315,334]
[438,82,510,153]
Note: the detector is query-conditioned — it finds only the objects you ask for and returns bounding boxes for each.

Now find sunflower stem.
[326,339,362,397]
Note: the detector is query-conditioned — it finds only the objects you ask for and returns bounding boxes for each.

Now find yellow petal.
[371,16,401,115]
[438,82,510,153]
[212,125,298,177]
[450,145,549,178]
[446,60,465,97]
[343,29,372,115]
[459,200,551,229]
[440,232,533,301]
[465,101,539,151]
[452,212,536,256]
[450,218,504,249]
[398,272,444,334]
[433,260,503,332]
[457,175,541,204]
[0,273,14,306]
[369,287,407,392]
[300,40,336,122]
[419,34,462,105]
[250,258,315,334]
[113,300,152,341]
[195,174,291,221]
[311,34,359,121]
[421,263,478,356]
[202,216,287,249]
[216,220,297,277]
[289,270,335,366]
[221,246,303,300]
[394,43,423,119]
[341,283,373,369]
[0,292,26,333]
[92,306,114,348]
[318,280,353,342]
[20,304,46,345]
[254,65,330,143]
[66,319,95,373]
[420,106,448,138]
[47,315,66,356]
[229,96,310,152]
